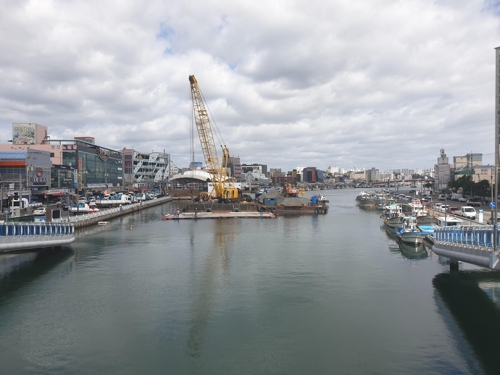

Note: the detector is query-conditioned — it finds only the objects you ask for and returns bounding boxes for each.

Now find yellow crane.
[189,75,239,200]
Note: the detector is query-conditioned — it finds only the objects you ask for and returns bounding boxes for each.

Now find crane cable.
[198,85,227,150]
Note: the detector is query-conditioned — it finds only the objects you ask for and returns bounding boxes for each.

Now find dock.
[68,196,175,228]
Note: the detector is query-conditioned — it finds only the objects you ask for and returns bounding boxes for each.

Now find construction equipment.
[189,75,239,200]
[283,183,300,197]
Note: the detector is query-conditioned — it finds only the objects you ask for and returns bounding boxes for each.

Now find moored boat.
[395,216,428,245]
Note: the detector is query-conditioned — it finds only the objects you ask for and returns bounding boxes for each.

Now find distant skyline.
[1,0,499,172]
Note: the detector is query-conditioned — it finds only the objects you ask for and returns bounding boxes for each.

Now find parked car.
[33,207,46,216]
[60,202,69,211]
[487,217,500,225]
[446,206,459,215]
[460,206,477,220]
[433,203,443,210]
[438,204,450,213]
[466,199,481,207]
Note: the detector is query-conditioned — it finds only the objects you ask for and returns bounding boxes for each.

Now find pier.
[68,196,175,228]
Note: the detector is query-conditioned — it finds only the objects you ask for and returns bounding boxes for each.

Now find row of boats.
[381,201,462,246]
[356,192,463,250]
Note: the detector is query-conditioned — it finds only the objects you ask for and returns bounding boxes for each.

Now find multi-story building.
[0,124,126,194]
[228,156,243,182]
[123,148,170,189]
[435,149,451,190]
[473,165,495,185]
[301,167,318,183]
[453,153,482,170]
[368,167,379,182]
[269,168,283,178]
[43,137,123,192]
[0,149,52,199]
[241,163,268,176]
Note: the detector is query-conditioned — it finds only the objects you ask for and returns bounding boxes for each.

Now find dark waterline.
[0,189,499,375]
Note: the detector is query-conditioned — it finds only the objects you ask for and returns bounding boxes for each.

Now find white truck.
[450,193,462,201]
[459,206,476,220]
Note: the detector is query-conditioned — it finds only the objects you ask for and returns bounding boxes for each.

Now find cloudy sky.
[1,0,499,172]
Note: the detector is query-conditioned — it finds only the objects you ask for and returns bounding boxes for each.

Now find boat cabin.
[437,216,462,228]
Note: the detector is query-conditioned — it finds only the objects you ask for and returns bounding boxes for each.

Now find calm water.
[1,189,500,375]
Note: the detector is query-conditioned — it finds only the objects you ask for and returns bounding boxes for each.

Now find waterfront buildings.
[0,123,171,198]
[123,148,170,190]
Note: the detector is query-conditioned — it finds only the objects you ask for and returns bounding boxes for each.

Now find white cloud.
[0,0,499,172]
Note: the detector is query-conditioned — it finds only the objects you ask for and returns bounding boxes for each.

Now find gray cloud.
[0,0,499,172]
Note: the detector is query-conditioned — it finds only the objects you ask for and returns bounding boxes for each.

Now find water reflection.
[395,239,428,260]
[433,271,500,375]
[382,226,429,260]
[0,249,73,308]
[186,220,237,359]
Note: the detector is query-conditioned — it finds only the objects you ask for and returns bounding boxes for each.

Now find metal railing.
[434,226,499,248]
[0,222,74,237]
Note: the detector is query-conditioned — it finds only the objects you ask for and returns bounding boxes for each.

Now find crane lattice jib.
[189,75,220,175]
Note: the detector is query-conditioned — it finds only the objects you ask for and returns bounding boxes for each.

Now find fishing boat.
[395,216,428,245]
[381,204,404,232]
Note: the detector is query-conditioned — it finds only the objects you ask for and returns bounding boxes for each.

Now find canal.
[1,189,500,375]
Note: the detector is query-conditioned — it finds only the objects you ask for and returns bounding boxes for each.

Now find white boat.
[96,193,133,207]
[436,216,462,228]
[70,202,91,214]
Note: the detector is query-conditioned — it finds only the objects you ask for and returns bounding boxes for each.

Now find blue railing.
[0,223,74,237]
[435,226,499,248]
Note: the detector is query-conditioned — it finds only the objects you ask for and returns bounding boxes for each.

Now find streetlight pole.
[494,46,500,254]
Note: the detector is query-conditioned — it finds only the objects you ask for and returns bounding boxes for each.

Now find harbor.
[1,188,499,375]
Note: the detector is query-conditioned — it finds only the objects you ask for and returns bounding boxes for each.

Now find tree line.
[447,175,492,198]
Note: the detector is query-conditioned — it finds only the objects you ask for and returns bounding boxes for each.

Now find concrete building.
[269,168,283,178]
[123,148,170,190]
[0,149,52,199]
[242,163,268,176]
[472,165,495,185]
[350,170,367,180]
[228,156,243,182]
[453,153,483,170]
[0,125,125,194]
[435,149,451,191]
[368,167,379,182]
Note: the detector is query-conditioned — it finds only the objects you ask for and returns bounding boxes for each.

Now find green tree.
[475,179,490,198]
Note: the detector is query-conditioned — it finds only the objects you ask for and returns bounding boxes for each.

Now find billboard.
[12,123,36,144]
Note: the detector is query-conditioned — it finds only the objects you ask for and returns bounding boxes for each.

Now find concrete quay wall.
[70,196,187,229]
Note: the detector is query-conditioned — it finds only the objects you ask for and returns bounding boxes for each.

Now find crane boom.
[189,75,220,175]
[189,75,238,200]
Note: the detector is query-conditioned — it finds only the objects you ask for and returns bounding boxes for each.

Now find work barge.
[161,190,329,220]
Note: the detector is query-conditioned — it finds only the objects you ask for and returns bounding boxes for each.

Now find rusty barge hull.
[264,204,328,216]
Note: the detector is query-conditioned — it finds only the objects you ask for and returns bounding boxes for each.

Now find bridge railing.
[435,226,499,248]
[0,222,74,238]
